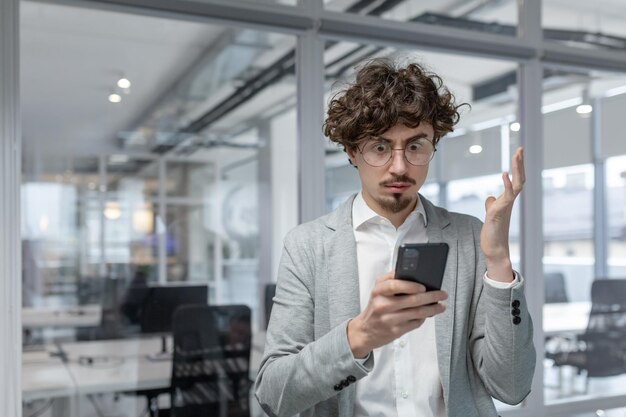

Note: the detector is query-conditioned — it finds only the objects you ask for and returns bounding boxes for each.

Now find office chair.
[154,304,252,417]
[549,279,626,393]
[544,272,569,304]
[264,283,277,329]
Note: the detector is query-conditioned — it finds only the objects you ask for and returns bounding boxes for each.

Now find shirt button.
[399,340,406,348]
[400,390,408,399]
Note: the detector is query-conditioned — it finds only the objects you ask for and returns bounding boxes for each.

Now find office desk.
[22,347,74,401]
[22,304,101,328]
[22,332,266,416]
[61,337,171,395]
[60,331,265,395]
[543,301,591,337]
[22,346,77,417]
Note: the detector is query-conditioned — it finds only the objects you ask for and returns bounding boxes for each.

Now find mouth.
[383,182,412,193]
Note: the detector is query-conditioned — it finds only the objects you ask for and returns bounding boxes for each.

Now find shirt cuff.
[353,352,373,372]
[483,270,522,289]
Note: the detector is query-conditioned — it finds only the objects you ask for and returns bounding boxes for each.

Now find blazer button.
[513,316,522,325]
[341,380,349,388]
[347,375,357,383]
[334,384,343,391]
[512,308,521,316]
[512,300,520,308]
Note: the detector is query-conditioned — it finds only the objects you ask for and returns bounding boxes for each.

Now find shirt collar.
[352,191,428,230]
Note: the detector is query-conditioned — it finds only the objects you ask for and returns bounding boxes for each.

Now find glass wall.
[325,0,518,37]
[542,69,626,404]
[543,0,626,52]
[21,2,297,416]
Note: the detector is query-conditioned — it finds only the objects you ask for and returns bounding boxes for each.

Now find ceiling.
[19,0,626,174]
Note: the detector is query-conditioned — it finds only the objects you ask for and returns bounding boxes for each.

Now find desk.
[22,304,101,329]
[61,337,171,395]
[22,346,77,417]
[543,301,591,337]
[22,347,74,401]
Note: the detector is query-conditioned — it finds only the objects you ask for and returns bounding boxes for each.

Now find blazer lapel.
[324,196,361,331]
[422,196,458,405]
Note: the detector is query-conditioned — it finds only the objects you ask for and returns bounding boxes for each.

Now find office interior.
[3,0,626,416]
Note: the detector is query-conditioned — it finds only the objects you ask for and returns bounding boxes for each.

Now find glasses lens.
[404,139,434,166]
[360,139,435,166]
[361,141,391,166]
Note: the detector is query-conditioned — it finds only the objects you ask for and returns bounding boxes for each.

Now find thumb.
[376,271,395,283]
[484,196,496,212]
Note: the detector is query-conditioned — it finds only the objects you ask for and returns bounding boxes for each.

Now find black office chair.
[155,304,252,417]
[264,283,277,329]
[544,272,569,304]
[549,279,626,393]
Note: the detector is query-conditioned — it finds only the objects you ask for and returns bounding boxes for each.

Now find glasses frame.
[356,138,437,167]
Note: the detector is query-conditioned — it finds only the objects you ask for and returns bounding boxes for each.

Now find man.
[255,58,535,417]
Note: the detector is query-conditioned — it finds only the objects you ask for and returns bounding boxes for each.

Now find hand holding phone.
[395,243,449,291]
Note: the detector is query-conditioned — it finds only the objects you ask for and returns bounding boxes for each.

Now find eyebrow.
[376,133,431,143]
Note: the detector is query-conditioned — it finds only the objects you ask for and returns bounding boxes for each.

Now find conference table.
[542,301,591,337]
[22,333,266,417]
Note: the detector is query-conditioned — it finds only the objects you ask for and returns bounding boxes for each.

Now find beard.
[375,193,414,213]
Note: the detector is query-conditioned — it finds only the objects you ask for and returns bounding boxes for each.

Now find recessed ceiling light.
[469,145,483,154]
[117,78,131,89]
[576,104,593,114]
[108,93,122,103]
[510,122,521,132]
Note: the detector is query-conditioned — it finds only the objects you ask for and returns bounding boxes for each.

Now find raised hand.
[480,147,525,282]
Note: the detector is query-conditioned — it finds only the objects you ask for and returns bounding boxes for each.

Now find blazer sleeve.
[254,229,371,417]
[468,220,536,405]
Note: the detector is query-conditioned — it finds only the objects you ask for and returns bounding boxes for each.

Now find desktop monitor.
[139,284,208,353]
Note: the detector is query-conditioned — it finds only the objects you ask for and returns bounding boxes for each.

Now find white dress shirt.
[351,192,518,417]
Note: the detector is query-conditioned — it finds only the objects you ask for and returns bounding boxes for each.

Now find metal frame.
[0,0,21,416]
[7,0,626,415]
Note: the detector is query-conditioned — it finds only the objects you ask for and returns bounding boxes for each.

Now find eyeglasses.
[357,138,436,167]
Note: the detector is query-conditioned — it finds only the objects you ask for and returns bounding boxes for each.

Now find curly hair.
[324,58,466,152]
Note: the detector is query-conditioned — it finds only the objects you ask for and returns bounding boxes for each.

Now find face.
[347,122,434,218]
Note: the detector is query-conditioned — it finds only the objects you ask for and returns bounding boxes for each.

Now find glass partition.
[325,0,518,38]
[21,1,297,416]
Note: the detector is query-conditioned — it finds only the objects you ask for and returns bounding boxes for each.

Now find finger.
[511,148,525,193]
[395,302,446,322]
[393,289,448,310]
[376,278,426,297]
[375,271,395,284]
[484,195,496,212]
[503,171,513,196]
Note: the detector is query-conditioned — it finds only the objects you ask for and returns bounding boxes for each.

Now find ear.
[346,147,358,167]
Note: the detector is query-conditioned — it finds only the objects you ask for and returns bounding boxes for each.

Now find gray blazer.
[255,195,535,417]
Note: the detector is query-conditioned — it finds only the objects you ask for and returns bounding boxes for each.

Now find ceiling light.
[109,154,130,164]
[117,78,131,89]
[108,93,122,103]
[510,122,521,132]
[576,104,593,115]
[104,202,122,220]
[469,145,483,154]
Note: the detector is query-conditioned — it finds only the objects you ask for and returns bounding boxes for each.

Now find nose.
[388,148,408,176]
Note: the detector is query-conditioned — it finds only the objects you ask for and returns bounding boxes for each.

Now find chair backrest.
[544,272,568,304]
[583,279,626,377]
[170,304,251,417]
[264,283,277,329]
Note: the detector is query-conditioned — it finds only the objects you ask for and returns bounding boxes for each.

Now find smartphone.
[395,243,449,291]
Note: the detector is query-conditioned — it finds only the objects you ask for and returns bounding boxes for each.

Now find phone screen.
[395,243,449,291]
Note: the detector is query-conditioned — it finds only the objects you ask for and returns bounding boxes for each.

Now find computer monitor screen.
[139,284,208,335]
